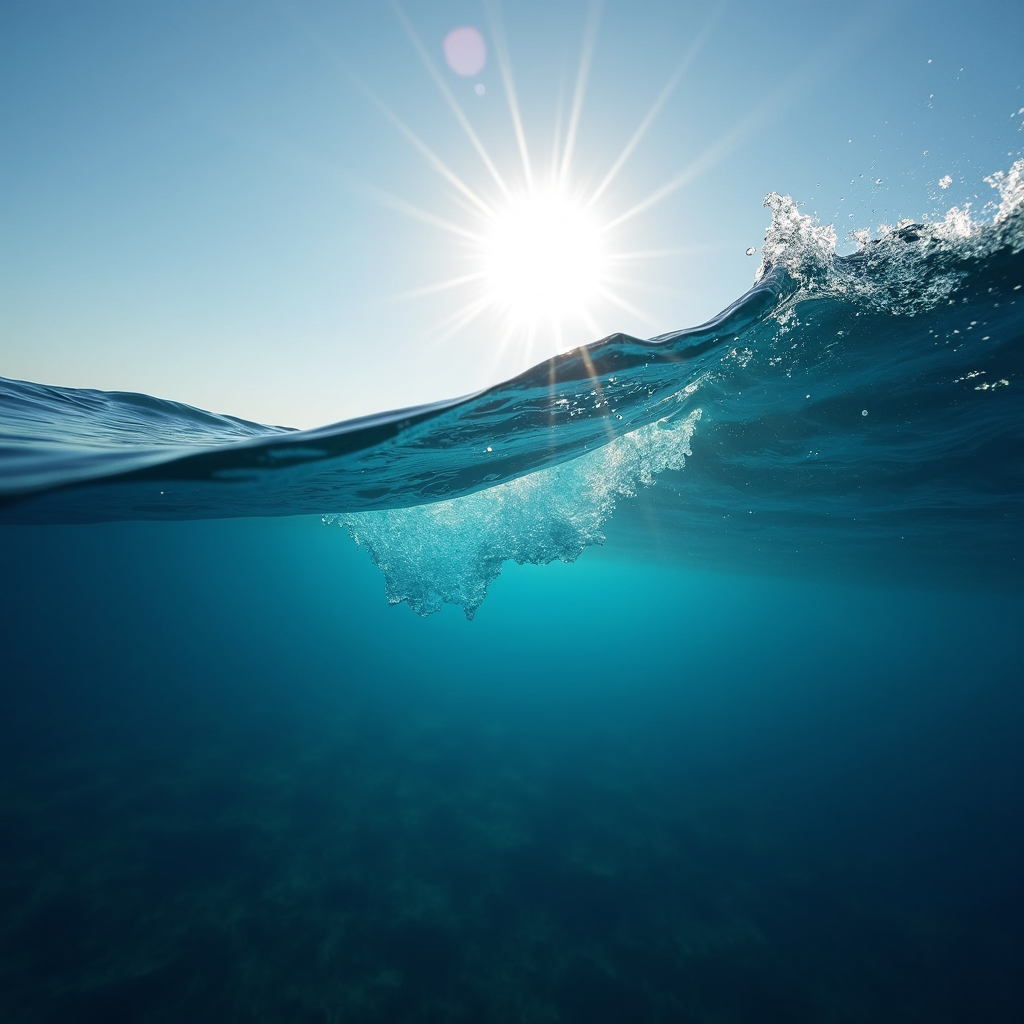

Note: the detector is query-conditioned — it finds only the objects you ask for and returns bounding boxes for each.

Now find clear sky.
[1,0,1021,428]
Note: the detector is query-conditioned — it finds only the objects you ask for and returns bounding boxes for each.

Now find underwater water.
[1,175,1023,1022]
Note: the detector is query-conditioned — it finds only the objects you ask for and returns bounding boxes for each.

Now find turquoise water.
[1,184,1022,1021]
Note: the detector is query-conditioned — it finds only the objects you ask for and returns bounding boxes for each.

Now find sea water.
[1,175,1022,1021]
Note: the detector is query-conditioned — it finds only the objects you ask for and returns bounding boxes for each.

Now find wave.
[2,161,1023,615]
[326,407,702,619]
[0,270,788,518]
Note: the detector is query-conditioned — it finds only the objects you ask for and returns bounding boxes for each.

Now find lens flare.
[443,26,487,77]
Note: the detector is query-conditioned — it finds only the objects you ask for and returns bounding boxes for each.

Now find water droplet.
[745,246,756,256]
[876,178,882,184]
[474,83,485,96]
[485,446,492,452]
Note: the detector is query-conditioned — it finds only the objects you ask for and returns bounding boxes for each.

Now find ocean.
[1,175,1022,1022]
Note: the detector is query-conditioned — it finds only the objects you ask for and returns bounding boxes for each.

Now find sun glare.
[370,3,725,359]
[481,189,606,327]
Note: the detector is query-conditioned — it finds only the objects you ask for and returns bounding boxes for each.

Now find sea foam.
[324,404,701,618]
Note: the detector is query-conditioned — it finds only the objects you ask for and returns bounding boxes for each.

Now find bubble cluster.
[326,405,702,619]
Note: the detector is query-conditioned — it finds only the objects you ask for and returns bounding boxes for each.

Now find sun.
[360,3,726,359]
[480,188,607,328]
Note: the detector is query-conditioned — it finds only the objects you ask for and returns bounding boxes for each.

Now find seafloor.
[1,517,1021,1023]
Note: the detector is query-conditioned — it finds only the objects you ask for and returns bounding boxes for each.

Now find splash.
[754,160,1024,319]
[756,191,838,288]
[325,405,701,618]
[986,157,1024,245]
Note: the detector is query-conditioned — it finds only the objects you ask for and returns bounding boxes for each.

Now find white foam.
[756,192,838,287]
[756,160,1024,312]
[985,157,1024,248]
[325,403,701,619]
[754,159,1024,317]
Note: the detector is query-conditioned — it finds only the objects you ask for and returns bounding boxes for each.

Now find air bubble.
[745,246,756,256]
[861,409,868,417]
[334,408,703,618]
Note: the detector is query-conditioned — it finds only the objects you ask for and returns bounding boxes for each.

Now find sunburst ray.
[392,2,512,201]
[605,244,727,262]
[586,1,725,209]
[421,294,496,349]
[557,0,603,188]
[603,8,877,232]
[599,288,662,330]
[485,1,533,190]
[388,272,488,304]
[347,70,495,217]
[354,182,486,243]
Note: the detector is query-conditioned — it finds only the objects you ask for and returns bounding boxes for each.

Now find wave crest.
[757,159,1024,317]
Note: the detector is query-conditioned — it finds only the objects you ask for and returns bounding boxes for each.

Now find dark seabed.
[1,184,1023,1021]
[1,517,1022,1024]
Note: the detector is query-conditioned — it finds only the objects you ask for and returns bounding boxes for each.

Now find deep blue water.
[1,185,1023,1021]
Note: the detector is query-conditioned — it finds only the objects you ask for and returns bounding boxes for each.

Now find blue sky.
[1,0,1021,428]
